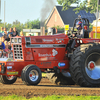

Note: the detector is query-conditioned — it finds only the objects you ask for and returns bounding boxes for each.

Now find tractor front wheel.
[21,65,42,85]
[0,75,17,84]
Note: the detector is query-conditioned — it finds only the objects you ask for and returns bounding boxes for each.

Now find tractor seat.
[84,30,89,38]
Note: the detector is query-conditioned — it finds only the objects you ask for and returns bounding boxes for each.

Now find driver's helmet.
[76,21,82,30]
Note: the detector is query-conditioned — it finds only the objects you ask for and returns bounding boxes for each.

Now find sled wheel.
[46,72,75,85]
[0,75,17,84]
[70,43,100,87]
[21,65,42,85]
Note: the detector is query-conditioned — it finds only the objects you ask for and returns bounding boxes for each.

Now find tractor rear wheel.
[70,43,100,87]
[0,75,17,84]
[21,65,42,85]
[46,72,75,85]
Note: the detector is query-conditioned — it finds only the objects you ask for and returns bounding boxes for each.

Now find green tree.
[12,20,24,33]
[57,0,100,13]
[53,25,64,32]
[24,19,40,29]
[0,19,4,29]
[0,19,40,34]
[13,20,20,25]
[0,19,2,23]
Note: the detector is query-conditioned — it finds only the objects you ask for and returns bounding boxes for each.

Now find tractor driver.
[67,21,83,52]
[72,21,83,38]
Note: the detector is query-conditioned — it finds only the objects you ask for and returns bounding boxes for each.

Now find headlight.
[11,38,21,43]
[15,38,18,43]
[77,40,79,43]
[18,38,22,43]
[80,40,83,43]
[11,38,14,43]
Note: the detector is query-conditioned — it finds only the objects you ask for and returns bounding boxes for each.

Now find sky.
[0,0,58,24]
[0,0,84,24]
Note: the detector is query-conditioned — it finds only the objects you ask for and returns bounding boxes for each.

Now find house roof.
[45,6,96,27]
[77,10,96,23]
[56,6,77,27]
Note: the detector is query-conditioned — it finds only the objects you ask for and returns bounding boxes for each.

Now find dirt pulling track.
[0,77,100,98]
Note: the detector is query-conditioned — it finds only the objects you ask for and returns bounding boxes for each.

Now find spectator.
[13,27,19,36]
[7,28,13,37]
[20,31,24,36]
[1,36,5,43]
[4,28,7,35]
[0,41,3,57]
[0,36,5,57]
[12,32,16,37]
[6,34,12,41]
[8,41,11,50]
[4,40,12,58]
[29,33,31,36]
[4,44,11,58]
[3,40,8,57]
[4,40,8,46]
[4,34,8,41]
[0,27,4,33]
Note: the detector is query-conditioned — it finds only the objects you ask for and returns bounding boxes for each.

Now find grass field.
[0,95,100,100]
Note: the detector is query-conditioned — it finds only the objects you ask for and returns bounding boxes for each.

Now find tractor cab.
[67,16,90,53]
[71,16,90,38]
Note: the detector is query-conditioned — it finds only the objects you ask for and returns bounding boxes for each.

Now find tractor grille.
[13,45,23,59]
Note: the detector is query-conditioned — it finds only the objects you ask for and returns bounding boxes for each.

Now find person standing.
[7,28,13,37]
[13,27,19,36]
[4,28,8,35]
[6,34,12,41]
[4,41,11,58]
[0,36,5,57]
[0,27,4,33]
[20,31,24,36]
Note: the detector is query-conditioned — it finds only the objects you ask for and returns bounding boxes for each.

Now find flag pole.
[4,1,5,28]
[0,0,1,17]
[95,0,99,38]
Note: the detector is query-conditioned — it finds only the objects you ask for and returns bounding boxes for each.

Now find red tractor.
[0,17,100,87]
